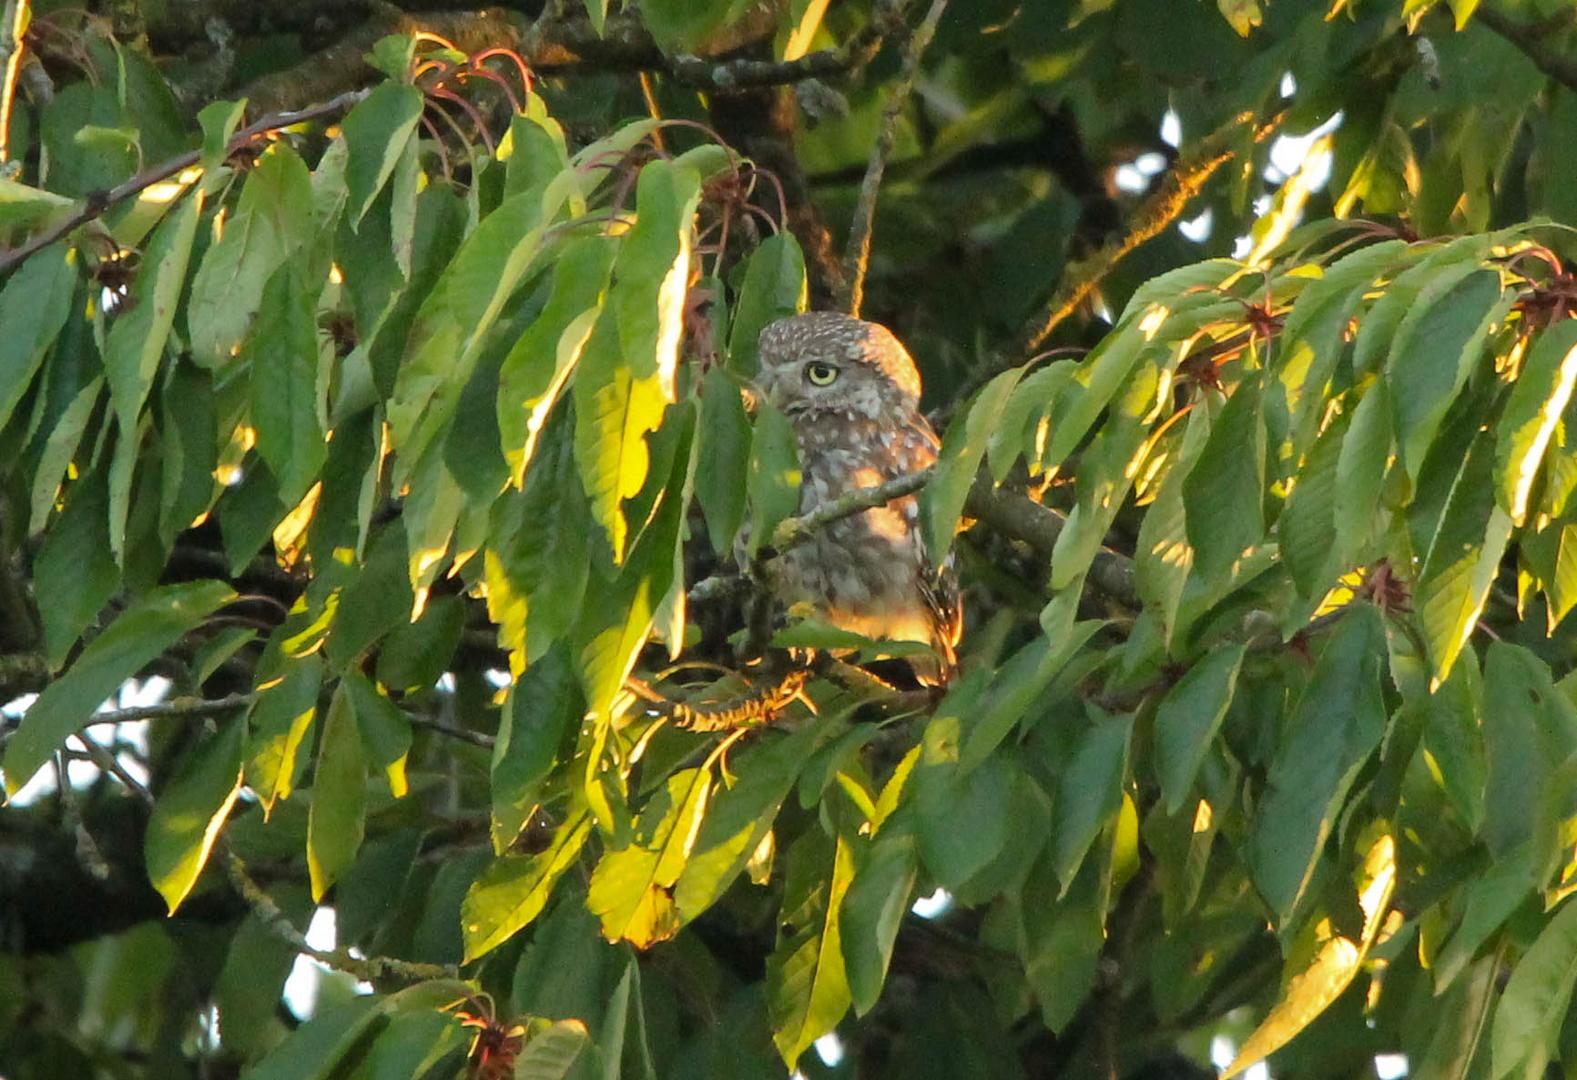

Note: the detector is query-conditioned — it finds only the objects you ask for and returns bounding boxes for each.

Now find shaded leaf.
[306,684,366,901]
[145,717,246,912]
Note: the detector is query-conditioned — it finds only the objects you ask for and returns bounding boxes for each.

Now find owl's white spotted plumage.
[754,311,962,684]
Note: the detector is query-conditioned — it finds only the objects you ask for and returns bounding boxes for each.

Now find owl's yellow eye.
[804,361,840,386]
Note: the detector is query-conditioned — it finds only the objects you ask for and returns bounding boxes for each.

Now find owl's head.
[756,312,923,421]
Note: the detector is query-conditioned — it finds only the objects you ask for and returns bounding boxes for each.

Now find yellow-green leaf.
[145,718,246,912]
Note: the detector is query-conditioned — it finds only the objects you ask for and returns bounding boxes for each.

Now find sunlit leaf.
[145,717,246,912]
[766,831,855,1069]
[462,810,593,961]
[306,684,366,901]
[1497,319,1577,525]
[588,766,713,946]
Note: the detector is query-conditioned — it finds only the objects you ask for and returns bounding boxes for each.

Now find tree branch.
[1473,7,1577,94]
[1015,108,1287,357]
[0,87,372,276]
[840,0,949,316]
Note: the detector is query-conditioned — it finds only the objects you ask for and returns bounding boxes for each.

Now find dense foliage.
[8,0,1577,1077]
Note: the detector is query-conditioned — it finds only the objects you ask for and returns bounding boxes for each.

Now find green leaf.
[195,98,246,190]
[924,369,1021,567]
[0,176,72,242]
[1044,317,1153,469]
[914,704,1014,889]
[247,263,326,503]
[375,593,464,693]
[3,580,235,796]
[0,243,74,435]
[588,766,713,947]
[487,416,593,667]
[324,522,416,668]
[1386,268,1504,480]
[1481,643,1577,869]
[33,471,120,667]
[1223,832,1397,1078]
[145,718,246,912]
[1246,606,1386,922]
[497,235,617,485]
[695,365,753,555]
[766,831,855,1069]
[216,891,313,1061]
[363,1011,467,1080]
[1280,412,1348,598]
[188,144,312,366]
[612,159,702,400]
[159,361,219,546]
[461,809,593,961]
[244,652,324,815]
[1497,319,1577,524]
[514,1019,591,1080]
[103,190,202,431]
[342,82,425,225]
[1276,239,1410,456]
[745,398,802,560]
[673,716,833,919]
[342,671,411,797]
[306,684,366,901]
[1432,843,1535,992]
[491,644,580,852]
[1052,710,1134,890]
[244,997,383,1080]
[1183,373,1265,583]
[572,307,669,562]
[841,832,918,1016]
[727,233,807,376]
[1335,379,1393,562]
[1155,644,1245,814]
[1416,430,1514,689]
[1490,898,1577,1080]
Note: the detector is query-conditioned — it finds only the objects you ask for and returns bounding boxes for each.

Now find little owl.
[754,311,962,684]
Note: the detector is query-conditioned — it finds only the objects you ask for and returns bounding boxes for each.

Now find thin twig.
[224,853,457,984]
[770,467,935,551]
[0,86,372,276]
[840,0,949,316]
[407,712,495,749]
[1015,109,1287,357]
[91,692,254,725]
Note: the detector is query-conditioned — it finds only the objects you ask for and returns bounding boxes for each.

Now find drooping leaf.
[0,243,74,434]
[1052,709,1134,890]
[306,684,366,901]
[247,263,326,503]
[245,652,324,815]
[1489,897,1577,1080]
[1416,430,1514,689]
[342,82,425,226]
[491,644,581,852]
[924,368,1021,567]
[694,365,753,555]
[341,671,411,798]
[187,145,312,366]
[497,235,617,485]
[841,832,918,1016]
[1497,318,1577,524]
[1246,605,1386,922]
[727,233,807,376]
[766,831,855,1069]
[3,580,235,796]
[1155,644,1245,814]
[1183,372,1266,583]
[587,766,713,946]
[1386,268,1504,480]
[611,158,702,403]
[745,398,801,561]
[461,810,594,961]
[145,717,246,912]
[1223,832,1397,1078]
[103,189,203,431]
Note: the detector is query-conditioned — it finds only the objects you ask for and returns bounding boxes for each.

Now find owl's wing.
[891,416,963,681]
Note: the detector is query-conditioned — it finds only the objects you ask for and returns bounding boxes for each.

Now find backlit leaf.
[145,718,246,912]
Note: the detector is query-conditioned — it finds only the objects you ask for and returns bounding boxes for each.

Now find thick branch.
[1473,7,1577,93]
[0,87,371,276]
